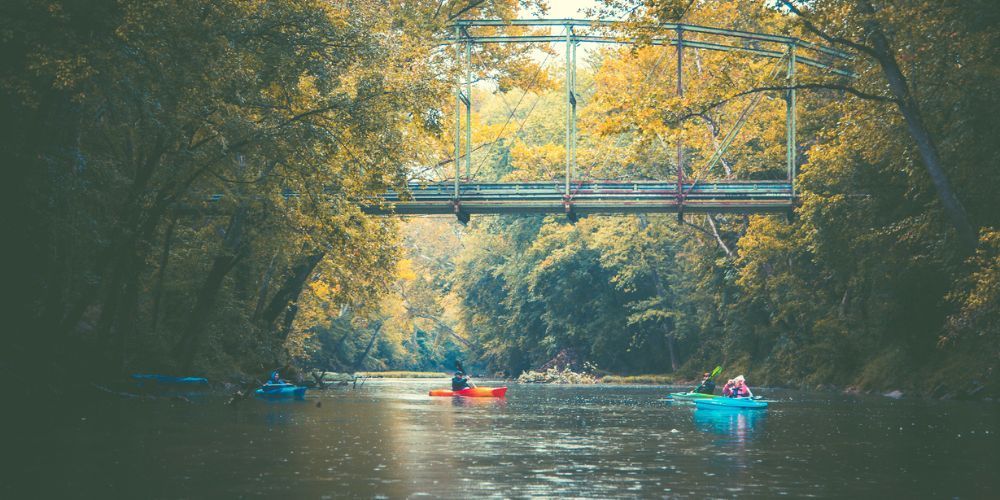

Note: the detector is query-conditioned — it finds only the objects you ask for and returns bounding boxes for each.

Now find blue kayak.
[132,374,208,385]
[694,397,768,409]
[255,383,307,400]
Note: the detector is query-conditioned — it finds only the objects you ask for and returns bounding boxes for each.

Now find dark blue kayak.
[255,383,307,400]
[131,374,208,385]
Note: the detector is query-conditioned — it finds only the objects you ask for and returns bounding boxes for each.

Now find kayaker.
[694,372,716,394]
[722,378,735,396]
[729,375,753,398]
[267,369,286,385]
[451,371,476,391]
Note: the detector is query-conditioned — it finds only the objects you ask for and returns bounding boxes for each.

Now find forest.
[4,0,998,399]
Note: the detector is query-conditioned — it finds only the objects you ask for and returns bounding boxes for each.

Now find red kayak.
[428,386,508,398]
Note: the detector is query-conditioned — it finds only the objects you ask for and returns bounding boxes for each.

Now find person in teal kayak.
[451,371,476,391]
[725,375,753,398]
[694,372,716,394]
[268,369,286,385]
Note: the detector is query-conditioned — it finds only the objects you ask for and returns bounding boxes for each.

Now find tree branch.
[447,0,487,21]
[705,214,734,258]
[776,0,879,59]
[676,83,896,124]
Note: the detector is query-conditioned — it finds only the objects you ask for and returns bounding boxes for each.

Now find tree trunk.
[330,327,352,368]
[112,267,141,374]
[174,210,248,371]
[353,323,382,371]
[252,250,280,321]
[260,252,325,328]
[665,333,679,373]
[858,0,977,252]
[706,215,734,257]
[150,217,177,331]
[275,303,299,346]
[636,215,679,371]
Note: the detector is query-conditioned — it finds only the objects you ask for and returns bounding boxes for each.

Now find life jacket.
[696,380,716,394]
[451,376,470,391]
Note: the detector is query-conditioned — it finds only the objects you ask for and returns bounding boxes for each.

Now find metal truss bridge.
[364,19,851,221]
[366,181,793,222]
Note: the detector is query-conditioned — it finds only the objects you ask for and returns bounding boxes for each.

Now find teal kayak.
[668,391,722,400]
[255,383,307,400]
[694,397,768,409]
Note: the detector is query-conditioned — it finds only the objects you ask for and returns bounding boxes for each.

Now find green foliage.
[6,0,541,382]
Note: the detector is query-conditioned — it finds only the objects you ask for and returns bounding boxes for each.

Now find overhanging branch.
[776,0,879,59]
[676,83,895,123]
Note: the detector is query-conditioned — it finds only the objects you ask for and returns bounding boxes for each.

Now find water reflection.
[693,407,766,445]
[448,397,508,409]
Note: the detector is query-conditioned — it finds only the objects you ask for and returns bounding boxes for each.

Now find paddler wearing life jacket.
[451,371,475,391]
[694,372,716,394]
[723,375,753,398]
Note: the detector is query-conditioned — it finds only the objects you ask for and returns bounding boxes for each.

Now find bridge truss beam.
[429,19,850,222]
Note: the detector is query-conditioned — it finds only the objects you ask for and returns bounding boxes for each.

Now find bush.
[517,366,598,384]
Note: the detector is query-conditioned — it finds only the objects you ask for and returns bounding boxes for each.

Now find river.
[24,379,998,498]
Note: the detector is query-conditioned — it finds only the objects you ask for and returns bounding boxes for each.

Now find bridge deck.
[365,181,794,215]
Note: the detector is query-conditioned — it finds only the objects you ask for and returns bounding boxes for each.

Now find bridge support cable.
[465,37,472,182]
[676,26,685,222]
[452,26,473,222]
[563,25,580,221]
[453,24,462,202]
[564,26,577,200]
[786,43,797,195]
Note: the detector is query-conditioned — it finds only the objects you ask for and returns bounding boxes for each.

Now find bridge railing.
[365,180,794,219]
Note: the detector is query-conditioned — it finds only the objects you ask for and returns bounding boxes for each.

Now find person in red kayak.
[451,371,476,391]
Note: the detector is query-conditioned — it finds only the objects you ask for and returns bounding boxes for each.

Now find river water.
[25,379,998,498]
